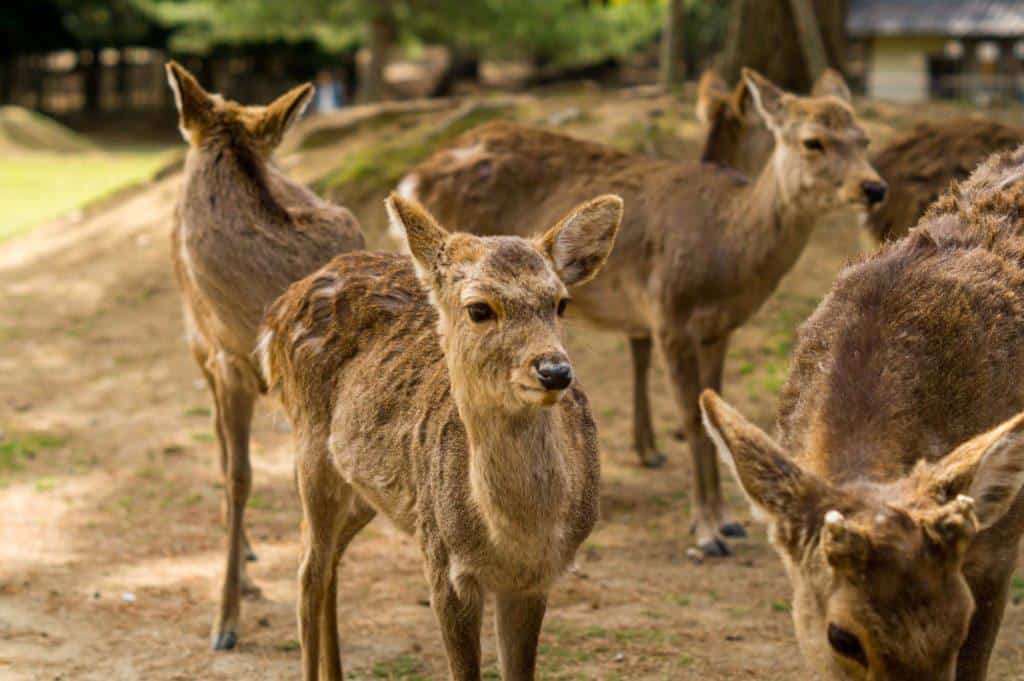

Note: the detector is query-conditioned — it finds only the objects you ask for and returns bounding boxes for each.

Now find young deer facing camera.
[400,68,886,555]
[166,62,364,650]
[259,194,621,680]
[701,144,1024,680]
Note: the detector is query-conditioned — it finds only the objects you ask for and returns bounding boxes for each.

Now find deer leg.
[495,592,547,681]
[957,556,1015,681]
[629,337,667,468]
[428,569,484,681]
[209,353,258,651]
[193,343,257,562]
[696,336,745,539]
[296,453,351,681]
[320,498,376,681]
[657,330,729,557]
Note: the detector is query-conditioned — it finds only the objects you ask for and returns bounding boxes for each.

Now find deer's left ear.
[386,193,450,286]
[920,411,1024,530]
[259,83,315,144]
[811,68,852,103]
[536,195,623,286]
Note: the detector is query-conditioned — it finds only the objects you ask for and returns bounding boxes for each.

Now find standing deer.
[258,193,621,681]
[701,144,1024,680]
[398,68,886,555]
[165,62,364,650]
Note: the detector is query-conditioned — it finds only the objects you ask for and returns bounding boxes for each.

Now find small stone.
[258,617,271,628]
[613,652,625,663]
[121,592,136,602]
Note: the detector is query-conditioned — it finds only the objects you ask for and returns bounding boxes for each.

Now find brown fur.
[259,194,621,680]
[165,62,364,650]
[400,69,884,555]
[702,144,1024,680]
[866,118,1021,242]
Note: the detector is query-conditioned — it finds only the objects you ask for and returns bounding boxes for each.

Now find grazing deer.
[866,118,1020,243]
[701,143,1024,680]
[258,193,621,681]
[165,62,364,650]
[398,68,886,555]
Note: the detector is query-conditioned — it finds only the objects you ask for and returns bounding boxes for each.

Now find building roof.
[848,0,1024,37]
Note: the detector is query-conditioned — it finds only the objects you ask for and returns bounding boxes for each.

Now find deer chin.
[513,382,566,407]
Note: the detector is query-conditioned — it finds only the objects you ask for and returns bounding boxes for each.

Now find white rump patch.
[255,329,274,385]
[447,142,486,164]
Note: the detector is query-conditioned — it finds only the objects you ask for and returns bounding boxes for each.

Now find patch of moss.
[317,103,517,205]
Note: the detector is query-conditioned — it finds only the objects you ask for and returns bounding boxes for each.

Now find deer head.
[165,61,314,156]
[386,193,622,410]
[700,390,1024,681]
[741,68,887,215]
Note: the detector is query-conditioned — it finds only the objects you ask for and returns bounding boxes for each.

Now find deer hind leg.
[194,352,259,564]
[495,592,547,681]
[657,330,729,557]
[428,565,484,681]
[320,497,376,681]
[696,336,745,539]
[296,448,354,681]
[629,337,667,468]
[208,351,259,651]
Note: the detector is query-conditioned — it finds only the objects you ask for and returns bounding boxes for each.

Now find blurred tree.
[0,2,73,103]
[144,0,665,101]
[660,0,685,86]
[719,0,847,91]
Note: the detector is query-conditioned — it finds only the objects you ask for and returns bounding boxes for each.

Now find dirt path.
[1,97,1022,680]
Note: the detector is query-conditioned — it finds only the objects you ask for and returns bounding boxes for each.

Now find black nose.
[862,180,887,206]
[535,360,573,391]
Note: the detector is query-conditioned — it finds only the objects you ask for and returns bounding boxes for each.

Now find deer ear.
[811,68,852,103]
[260,83,315,145]
[921,411,1024,531]
[741,68,786,130]
[696,69,730,125]
[536,195,622,286]
[386,193,449,285]
[165,61,214,144]
[700,390,828,526]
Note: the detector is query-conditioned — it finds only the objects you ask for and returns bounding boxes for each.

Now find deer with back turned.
[701,144,1024,680]
[259,193,622,681]
[398,68,886,555]
[165,62,364,650]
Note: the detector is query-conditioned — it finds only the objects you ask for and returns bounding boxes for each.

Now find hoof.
[721,522,747,538]
[640,451,668,469]
[672,428,687,442]
[698,537,731,558]
[212,629,237,651]
[245,548,258,562]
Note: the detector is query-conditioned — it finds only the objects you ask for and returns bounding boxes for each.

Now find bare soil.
[1,88,1023,680]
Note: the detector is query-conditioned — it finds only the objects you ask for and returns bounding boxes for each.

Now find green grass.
[0,431,66,476]
[0,146,174,241]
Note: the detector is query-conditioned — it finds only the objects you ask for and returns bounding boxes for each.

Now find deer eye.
[803,138,825,152]
[466,302,495,323]
[556,298,569,317]
[828,624,868,668]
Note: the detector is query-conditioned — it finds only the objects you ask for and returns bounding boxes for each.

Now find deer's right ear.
[536,195,623,286]
[386,193,449,284]
[700,390,825,526]
[696,69,730,126]
[741,68,786,131]
[166,61,214,144]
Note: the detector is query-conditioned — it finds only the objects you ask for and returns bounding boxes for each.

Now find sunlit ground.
[0,146,174,240]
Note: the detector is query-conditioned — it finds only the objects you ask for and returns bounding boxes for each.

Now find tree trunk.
[660,0,687,86]
[360,9,396,103]
[719,0,847,91]
[83,48,103,113]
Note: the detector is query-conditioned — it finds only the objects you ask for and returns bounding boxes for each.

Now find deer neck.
[727,153,820,281]
[455,392,569,545]
[183,142,289,226]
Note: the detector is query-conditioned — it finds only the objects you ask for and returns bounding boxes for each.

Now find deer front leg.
[209,353,258,650]
[957,555,1015,681]
[696,336,745,539]
[428,569,484,681]
[629,337,667,468]
[657,330,729,557]
[495,592,547,681]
